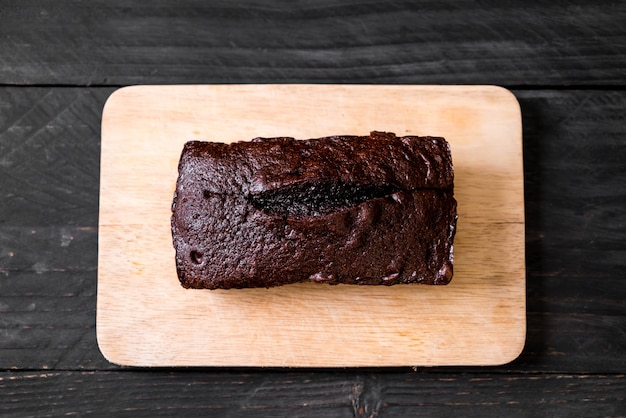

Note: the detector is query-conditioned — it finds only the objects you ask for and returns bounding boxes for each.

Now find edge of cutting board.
[97,84,526,367]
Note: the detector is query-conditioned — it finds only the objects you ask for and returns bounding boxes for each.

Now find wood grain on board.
[96,84,525,367]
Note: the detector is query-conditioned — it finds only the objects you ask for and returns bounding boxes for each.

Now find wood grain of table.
[1,1,625,417]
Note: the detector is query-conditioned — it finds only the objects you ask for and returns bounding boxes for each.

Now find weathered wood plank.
[1,88,625,373]
[519,312,626,373]
[1,0,625,86]
[0,270,107,370]
[1,1,624,414]
[0,371,623,417]
[0,88,107,369]
[0,371,357,417]
[0,88,113,226]
[0,226,96,272]
[375,373,626,418]
[518,90,626,373]
[522,90,626,279]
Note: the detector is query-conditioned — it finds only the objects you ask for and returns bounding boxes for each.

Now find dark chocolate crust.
[171,131,457,289]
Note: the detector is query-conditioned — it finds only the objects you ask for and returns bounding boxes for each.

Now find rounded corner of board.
[488,85,522,111]
[95,317,137,367]
[492,330,528,367]
[95,336,127,368]
[101,85,150,118]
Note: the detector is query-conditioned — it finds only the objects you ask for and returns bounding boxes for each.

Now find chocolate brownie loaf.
[171,131,457,289]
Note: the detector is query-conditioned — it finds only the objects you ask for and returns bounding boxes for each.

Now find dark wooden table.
[1,1,625,416]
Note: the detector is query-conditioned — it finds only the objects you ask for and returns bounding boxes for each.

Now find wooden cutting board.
[97,85,525,367]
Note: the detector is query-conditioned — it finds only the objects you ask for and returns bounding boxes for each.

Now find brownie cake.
[171,131,457,289]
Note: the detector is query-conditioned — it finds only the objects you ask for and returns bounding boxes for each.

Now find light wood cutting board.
[97,85,525,367]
